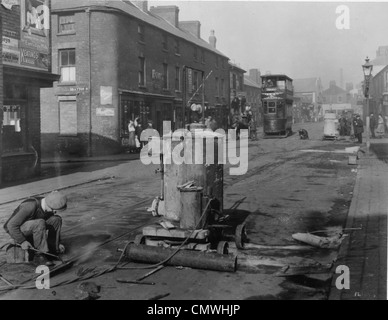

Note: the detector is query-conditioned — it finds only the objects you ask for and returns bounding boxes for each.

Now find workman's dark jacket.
[3,197,55,244]
[353,119,364,135]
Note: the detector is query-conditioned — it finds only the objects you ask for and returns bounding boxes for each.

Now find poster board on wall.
[1,0,50,71]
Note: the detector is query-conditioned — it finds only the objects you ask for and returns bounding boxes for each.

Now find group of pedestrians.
[127,118,157,153]
[338,114,352,137]
[369,113,386,139]
[351,112,388,144]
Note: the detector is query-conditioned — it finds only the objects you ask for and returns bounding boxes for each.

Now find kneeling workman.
[3,191,68,266]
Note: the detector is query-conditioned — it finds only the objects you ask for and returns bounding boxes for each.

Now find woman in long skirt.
[377,114,385,138]
[128,120,137,153]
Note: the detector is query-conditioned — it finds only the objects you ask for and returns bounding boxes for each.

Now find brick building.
[229,62,246,116]
[41,0,230,157]
[1,0,58,184]
[244,69,262,127]
[322,81,348,104]
[369,65,388,117]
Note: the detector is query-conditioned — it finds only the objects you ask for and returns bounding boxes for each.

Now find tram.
[261,74,294,138]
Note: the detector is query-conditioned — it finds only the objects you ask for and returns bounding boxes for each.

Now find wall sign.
[100,86,113,105]
[97,108,115,117]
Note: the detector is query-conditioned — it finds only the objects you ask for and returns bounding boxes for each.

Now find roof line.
[52,2,229,59]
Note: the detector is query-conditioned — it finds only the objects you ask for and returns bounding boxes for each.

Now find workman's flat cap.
[46,191,67,211]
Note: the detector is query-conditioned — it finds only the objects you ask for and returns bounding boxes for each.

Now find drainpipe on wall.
[86,8,92,157]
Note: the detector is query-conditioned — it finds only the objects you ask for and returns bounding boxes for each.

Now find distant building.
[293,77,323,121]
[345,82,354,92]
[371,46,388,66]
[322,81,348,104]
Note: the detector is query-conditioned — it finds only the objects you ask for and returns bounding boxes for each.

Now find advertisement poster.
[1,0,50,71]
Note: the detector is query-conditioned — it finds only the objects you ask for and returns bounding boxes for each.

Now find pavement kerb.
[328,158,362,300]
[328,147,385,300]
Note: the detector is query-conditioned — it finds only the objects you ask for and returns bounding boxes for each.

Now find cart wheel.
[235,224,248,249]
[134,234,146,245]
[216,241,229,255]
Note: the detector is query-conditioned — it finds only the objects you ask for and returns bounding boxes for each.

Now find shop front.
[119,91,175,147]
[1,0,59,184]
[1,67,58,183]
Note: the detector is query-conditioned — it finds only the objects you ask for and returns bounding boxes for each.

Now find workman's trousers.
[20,216,62,254]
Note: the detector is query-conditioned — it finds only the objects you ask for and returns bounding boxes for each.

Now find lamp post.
[362,57,373,151]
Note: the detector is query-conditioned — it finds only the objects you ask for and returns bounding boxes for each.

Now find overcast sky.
[148,0,388,89]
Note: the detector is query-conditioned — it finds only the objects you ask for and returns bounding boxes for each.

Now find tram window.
[268,102,276,114]
[277,80,286,90]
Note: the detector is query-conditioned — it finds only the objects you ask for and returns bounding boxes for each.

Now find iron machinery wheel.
[235,223,248,249]
[217,241,229,255]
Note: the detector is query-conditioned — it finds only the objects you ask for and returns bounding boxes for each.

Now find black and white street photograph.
[0,0,387,305]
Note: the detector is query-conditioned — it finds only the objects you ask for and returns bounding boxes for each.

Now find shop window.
[59,49,76,83]
[58,15,75,34]
[120,100,149,136]
[59,101,77,136]
[2,105,25,153]
[193,71,198,92]
[139,57,146,86]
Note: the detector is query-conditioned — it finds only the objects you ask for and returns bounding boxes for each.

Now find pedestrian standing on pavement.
[128,119,137,153]
[339,113,347,136]
[345,117,352,136]
[376,113,385,138]
[353,114,364,144]
[3,191,68,266]
[369,113,377,138]
[135,121,143,152]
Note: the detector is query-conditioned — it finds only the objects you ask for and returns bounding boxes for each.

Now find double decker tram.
[261,74,294,138]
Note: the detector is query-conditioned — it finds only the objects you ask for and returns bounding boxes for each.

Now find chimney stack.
[209,30,217,48]
[179,21,201,39]
[132,1,148,12]
[150,6,179,28]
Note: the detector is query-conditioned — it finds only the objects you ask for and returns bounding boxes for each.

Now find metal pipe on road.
[124,243,237,273]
